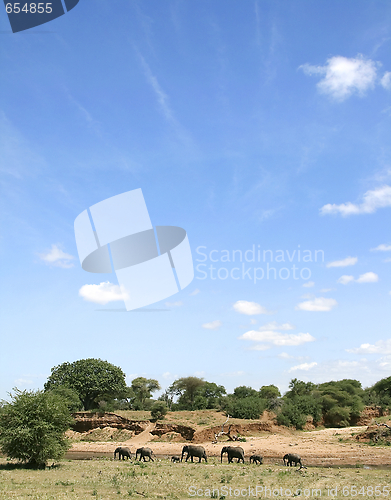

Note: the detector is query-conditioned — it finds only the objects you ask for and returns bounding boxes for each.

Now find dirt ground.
[69,425,391,467]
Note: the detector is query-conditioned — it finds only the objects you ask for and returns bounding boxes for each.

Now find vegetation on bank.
[2,358,391,467]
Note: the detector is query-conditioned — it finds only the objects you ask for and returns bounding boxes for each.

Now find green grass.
[0,457,390,499]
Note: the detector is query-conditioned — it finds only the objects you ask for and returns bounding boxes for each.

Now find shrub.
[150,401,168,421]
[222,396,267,419]
[0,389,73,468]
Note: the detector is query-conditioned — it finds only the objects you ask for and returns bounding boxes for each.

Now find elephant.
[171,456,180,462]
[135,447,154,462]
[249,454,263,464]
[221,446,245,464]
[181,445,207,463]
[283,453,303,467]
[114,447,132,460]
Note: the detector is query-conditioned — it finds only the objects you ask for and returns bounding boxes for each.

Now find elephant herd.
[114,446,154,461]
[114,445,303,468]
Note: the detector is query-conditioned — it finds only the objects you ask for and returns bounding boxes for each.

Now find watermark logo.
[195,246,324,283]
[74,189,194,311]
[4,0,80,33]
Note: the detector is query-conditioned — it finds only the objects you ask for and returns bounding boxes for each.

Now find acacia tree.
[130,377,161,409]
[0,389,73,468]
[44,358,128,410]
[169,377,205,409]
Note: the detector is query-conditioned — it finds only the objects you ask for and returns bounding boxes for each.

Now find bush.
[277,395,321,430]
[150,401,168,421]
[222,396,267,419]
[0,389,73,468]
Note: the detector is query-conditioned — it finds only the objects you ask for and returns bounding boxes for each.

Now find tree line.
[41,358,391,427]
[2,357,391,468]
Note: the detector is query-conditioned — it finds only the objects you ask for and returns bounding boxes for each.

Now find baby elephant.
[136,447,154,462]
[283,453,303,467]
[249,454,263,464]
[114,447,132,460]
[171,456,180,462]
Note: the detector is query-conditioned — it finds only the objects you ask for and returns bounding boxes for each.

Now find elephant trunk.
[220,451,224,463]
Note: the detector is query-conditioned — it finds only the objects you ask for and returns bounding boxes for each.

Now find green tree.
[286,378,316,398]
[318,379,364,427]
[259,385,281,410]
[44,358,128,410]
[221,395,267,419]
[169,377,205,409]
[193,382,226,410]
[48,387,82,412]
[233,386,259,399]
[131,377,161,410]
[0,389,73,468]
[150,401,168,421]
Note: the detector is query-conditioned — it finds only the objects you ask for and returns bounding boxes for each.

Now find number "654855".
[6,3,53,14]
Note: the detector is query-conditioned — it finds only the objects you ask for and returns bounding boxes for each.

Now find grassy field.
[1,457,390,500]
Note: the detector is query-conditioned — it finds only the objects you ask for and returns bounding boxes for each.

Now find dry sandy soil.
[69,423,391,467]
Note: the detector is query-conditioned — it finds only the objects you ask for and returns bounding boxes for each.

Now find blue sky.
[1,0,390,401]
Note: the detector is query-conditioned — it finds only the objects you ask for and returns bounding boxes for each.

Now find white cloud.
[202,320,222,330]
[300,55,378,101]
[240,330,315,346]
[320,288,334,293]
[371,243,391,252]
[289,362,317,372]
[337,275,355,285]
[278,352,293,359]
[233,300,271,315]
[320,185,391,217]
[296,297,337,312]
[258,321,295,331]
[250,319,257,325]
[356,272,379,283]
[347,339,391,355]
[39,244,74,268]
[327,256,358,268]
[249,344,271,351]
[79,282,128,305]
[381,71,391,90]
[338,272,378,284]
[190,288,200,295]
[303,281,315,288]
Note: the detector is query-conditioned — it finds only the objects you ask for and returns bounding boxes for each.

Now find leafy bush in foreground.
[0,389,73,468]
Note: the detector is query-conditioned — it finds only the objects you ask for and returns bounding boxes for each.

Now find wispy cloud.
[381,71,391,90]
[356,272,379,283]
[240,328,314,346]
[233,300,272,315]
[337,275,355,285]
[202,320,222,330]
[289,362,317,372]
[303,281,315,288]
[320,185,391,216]
[190,288,200,296]
[79,282,128,305]
[327,256,358,268]
[39,244,75,268]
[258,321,295,331]
[299,55,379,101]
[371,244,391,252]
[347,339,391,355]
[338,272,379,284]
[296,297,337,312]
